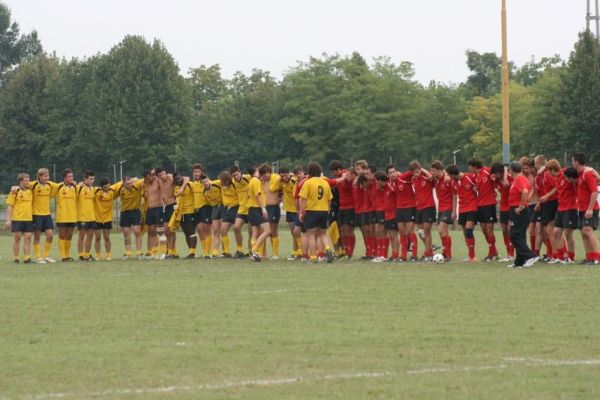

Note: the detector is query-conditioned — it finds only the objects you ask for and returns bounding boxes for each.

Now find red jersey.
[374,185,386,212]
[475,167,497,207]
[555,169,577,211]
[353,185,371,214]
[576,170,600,211]
[434,176,454,212]
[541,171,558,201]
[367,180,377,212]
[383,183,396,220]
[496,175,513,212]
[509,174,530,208]
[393,172,416,209]
[332,178,355,210]
[534,173,544,197]
[452,173,478,213]
[412,174,435,210]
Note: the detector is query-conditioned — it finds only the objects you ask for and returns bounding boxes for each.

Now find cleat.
[371,256,386,263]
[23,259,32,264]
[506,263,517,268]
[270,256,279,260]
[203,255,211,259]
[462,257,478,263]
[579,259,591,265]
[105,256,112,261]
[547,258,562,264]
[386,257,398,262]
[586,259,600,266]
[418,256,433,262]
[36,258,47,264]
[444,257,452,263]
[185,253,195,259]
[171,254,180,259]
[251,251,261,262]
[86,256,95,261]
[158,254,166,260]
[523,256,539,268]
[286,255,297,261]
[44,257,56,263]
[165,254,173,259]
[65,257,74,262]
[361,255,373,260]
[222,253,232,258]
[499,256,514,262]
[325,249,334,263]
[409,256,418,262]
[13,259,20,264]
[317,256,326,263]
[561,258,574,265]
[122,255,130,260]
[79,256,86,261]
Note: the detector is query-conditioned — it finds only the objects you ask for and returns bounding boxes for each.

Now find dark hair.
[386,164,396,173]
[84,170,95,178]
[368,165,377,173]
[573,152,587,166]
[329,160,344,171]
[247,165,256,175]
[509,161,522,173]
[293,165,304,174]
[307,162,322,177]
[100,177,110,186]
[490,162,504,175]
[356,174,369,187]
[408,160,422,171]
[430,160,444,170]
[63,169,73,178]
[142,170,152,178]
[230,165,240,174]
[445,164,459,176]
[279,166,290,174]
[258,163,272,176]
[374,171,388,182]
[565,167,579,179]
[192,163,203,171]
[154,167,165,174]
[173,172,182,186]
[200,174,207,180]
[467,158,483,169]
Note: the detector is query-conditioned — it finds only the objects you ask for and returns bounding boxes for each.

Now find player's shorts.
[458,211,478,226]
[222,206,238,224]
[95,222,113,230]
[266,205,281,223]
[32,215,53,231]
[415,207,436,224]
[541,200,558,225]
[236,213,248,223]
[373,211,385,225]
[304,211,328,230]
[437,210,453,225]
[164,203,176,223]
[529,204,542,224]
[384,219,398,230]
[146,206,165,225]
[211,205,224,221]
[77,221,96,230]
[248,207,267,227]
[554,210,578,229]
[328,209,339,224]
[286,211,298,224]
[354,212,371,227]
[578,210,599,230]
[338,209,355,227]
[396,207,416,223]
[295,219,307,233]
[195,206,212,225]
[477,204,498,223]
[11,221,33,233]
[56,222,76,228]
[500,210,510,225]
[120,209,142,228]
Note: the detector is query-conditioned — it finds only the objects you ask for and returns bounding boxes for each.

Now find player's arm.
[516,185,529,215]
[451,193,458,222]
[5,194,16,228]
[298,182,309,222]
[585,174,598,218]
[420,168,433,180]
[255,186,267,219]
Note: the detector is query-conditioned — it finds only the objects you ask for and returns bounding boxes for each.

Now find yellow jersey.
[7,187,33,221]
[264,174,282,206]
[190,180,208,209]
[55,183,78,223]
[299,177,332,212]
[176,184,195,214]
[76,184,96,222]
[94,188,116,223]
[205,180,223,206]
[221,183,238,208]
[233,174,252,214]
[28,181,59,216]
[281,177,298,212]
[246,177,266,209]
[111,179,144,211]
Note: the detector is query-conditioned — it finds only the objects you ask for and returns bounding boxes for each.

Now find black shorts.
[578,210,599,230]
[304,211,329,230]
[266,205,281,223]
[164,203,176,222]
[338,209,355,227]
[328,209,339,224]
[355,212,372,227]
[477,204,497,223]
[458,211,478,226]
[211,205,224,221]
[11,221,33,233]
[384,219,398,230]
[236,213,248,223]
[554,210,578,229]
[120,209,142,228]
[296,220,307,233]
[146,206,165,225]
[529,205,542,224]
[56,222,76,228]
[77,221,96,230]
[195,206,212,225]
[437,210,453,225]
[541,200,558,225]
[396,207,416,223]
[415,207,436,224]
[248,207,267,227]
[373,211,385,225]
[95,222,113,230]
[222,206,238,224]
[500,211,510,225]
[286,211,298,224]
[32,215,53,231]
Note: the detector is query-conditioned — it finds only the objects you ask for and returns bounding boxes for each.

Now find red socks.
[486,234,498,257]
[545,239,553,257]
[343,235,356,257]
[401,235,408,260]
[466,237,476,259]
[442,236,452,259]
[503,235,514,257]
[409,233,418,257]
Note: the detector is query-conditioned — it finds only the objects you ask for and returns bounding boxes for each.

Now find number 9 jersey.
[299,177,333,211]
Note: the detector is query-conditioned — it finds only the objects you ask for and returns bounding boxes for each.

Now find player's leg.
[133,225,143,257]
[94,228,102,259]
[122,227,132,257]
[102,228,112,260]
[201,222,212,258]
[550,226,564,263]
[317,227,333,263]
[84,228,94,259]
[253,222,271,258]
[43,227,54,262]
[64,226,74,260]
[77,225,85,260]
[421,222,433,259]
[233,217,245,256]
[23,231,32,262]
[33,227,42,261]
[12,231,21,262]
[564,228,575,261]
[211,218,221,257]
[438,218,451,261]
[220,221,232,257]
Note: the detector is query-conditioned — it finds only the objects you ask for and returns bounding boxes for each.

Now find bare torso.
[146,178,163,208]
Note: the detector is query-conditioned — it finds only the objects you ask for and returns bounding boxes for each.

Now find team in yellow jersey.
[29,168,59,263]
[6,173,34,263]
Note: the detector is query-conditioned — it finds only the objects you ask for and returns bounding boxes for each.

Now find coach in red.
[508,162,539,268]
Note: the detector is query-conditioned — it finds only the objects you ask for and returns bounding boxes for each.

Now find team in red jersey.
[468,158,499,261]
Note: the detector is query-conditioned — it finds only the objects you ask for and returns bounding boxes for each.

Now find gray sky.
[4,0,586,84]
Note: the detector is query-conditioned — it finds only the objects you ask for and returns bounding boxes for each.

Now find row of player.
[5,152,600,267]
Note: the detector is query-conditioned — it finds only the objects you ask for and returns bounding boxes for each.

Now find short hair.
[565,167,578,179]
[37,168,49,178]
[100,177,110,186]
[173,172,183,186]
[143,170,152,178]
[510,161,522,173]
[356,174,369,187]
[546,159,561,172]
[329,160,344,171]
[307,162,322,177]
[573,152,587,166]
[192,163,203,171]
[408,160,422,171]
[219,170,231,182]
[445,164,459,176]
[247,165,256,175]
[430,160,444,170]
[200,174,207,180]
[490,162,504,175]
[230,165,240,174]
[84,170,94,178]
[467,158,483,169]
[63,168,73,178]
[293,165,304,174]
[386,164,396,173]
[279,166,290,174]
[519,156,533,167]
[347,167,356,175]
[534,155,546,165]
[368,165,377,173]
[154,167,165,174]
[18,173,29,182]
[354,160,368,169]
[258,163,272,176]
[374,171,388,182]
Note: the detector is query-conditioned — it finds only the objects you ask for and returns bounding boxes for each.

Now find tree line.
[0,2,599,190]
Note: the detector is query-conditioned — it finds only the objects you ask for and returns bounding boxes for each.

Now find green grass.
[1,230,600,399]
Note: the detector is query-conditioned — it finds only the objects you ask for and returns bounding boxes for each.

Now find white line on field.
[249,288,323,295]
[20,358,600,400]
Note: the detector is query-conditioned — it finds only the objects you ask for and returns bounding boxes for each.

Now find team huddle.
[5,151,600,267]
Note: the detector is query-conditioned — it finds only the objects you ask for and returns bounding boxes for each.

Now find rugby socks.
[271,237,279,258]
[486,234,498,257]
[465,229,475,259]
[409,233,418,257]
[344,235,356,257]
[503,234,514,257]
[159,242,167,256]
[34,244,41,259]
[530,234,537,255]
[204,236,212,256]
[545,239,553,258]
[442,236,452,259]
[65,240,72,257]
[221,236,230,254]
[553,247,564,261]
[400,235,409,260]
[44,242,52,258]
[295,237,302,254]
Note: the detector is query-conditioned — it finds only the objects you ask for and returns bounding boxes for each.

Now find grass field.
[1,229,600,399]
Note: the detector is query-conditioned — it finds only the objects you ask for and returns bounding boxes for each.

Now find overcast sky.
[4,0,587,84]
